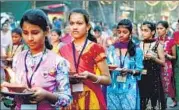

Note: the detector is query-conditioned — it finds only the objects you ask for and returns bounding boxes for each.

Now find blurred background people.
[50,28,65,53]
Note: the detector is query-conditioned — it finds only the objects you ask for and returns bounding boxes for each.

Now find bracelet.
[93,76,101,84]
[169,56,173,60]
[151,56,157,60]
[132,70,136,74]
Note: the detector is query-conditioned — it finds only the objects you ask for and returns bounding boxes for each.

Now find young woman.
[156,21,177,107]
[1,9,71,110]
[4,28,24,67]
[173,31,179,105]
[59,8,111,110]
[1,18,12,82]
[93,25,108,50]
[50,28,65,53]
[106,19,143,110]
[139,21,166,110]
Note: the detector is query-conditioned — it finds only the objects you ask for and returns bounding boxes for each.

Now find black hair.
[88,27,97,43]
[112,24,117,29]
[2,19,9,28]
[142,21,156,38]
[117,19,133,33]
[157,20,169,29]
[68,8,96,43]
[51,28,62,37]
[11,27,22,36]
[94,26,102,32]
[20,9,52,50]
[52,17,57,23]
[117,19,135,56]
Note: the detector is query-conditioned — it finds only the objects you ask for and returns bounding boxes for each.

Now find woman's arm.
[166,45,176,60]
[77,44,111,85]
[171,45,177,59]
[88,59,111,85]
[31,57,72,107]
[52,58,72,107]
[132,47,144,74]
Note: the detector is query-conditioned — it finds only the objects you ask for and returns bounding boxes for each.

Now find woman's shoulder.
[60,42,71,51]
[89,42,106,52]
[90,42,102,47]
[13,50,28,64]
[135,45,142,51]
[16,49,28,56]
[47,49,70,66]
[167,38,175,45]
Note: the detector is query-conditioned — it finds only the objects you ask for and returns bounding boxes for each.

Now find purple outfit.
[12,49,72,110]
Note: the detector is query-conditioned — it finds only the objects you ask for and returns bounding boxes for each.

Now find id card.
[117,76,126,82]
[141,69,147,75]
[21,104,37,110]
[72,83,84,92]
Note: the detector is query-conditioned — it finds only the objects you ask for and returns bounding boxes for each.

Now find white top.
[1,30,12,49]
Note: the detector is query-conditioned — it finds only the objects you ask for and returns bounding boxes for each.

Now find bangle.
[132,70,136,74]
[93,76,101,84]
[152,56,157,60]
[170,56,173,60]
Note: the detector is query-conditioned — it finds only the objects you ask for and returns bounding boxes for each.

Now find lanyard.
[119,49,128,68]
[72,39,88,73]
[11,44,20,57]
[24,49,46,88]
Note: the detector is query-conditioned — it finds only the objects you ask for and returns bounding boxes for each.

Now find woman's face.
[94,31,101,38]
[156,23,167,37]
[117,26,131,42]
[112,28,117,36]
[12,33,22,45]
[22,21,47,50]
[50,31,60,43]
[2,22,10,32]
[69,13,90,39]
[141,24,154,40]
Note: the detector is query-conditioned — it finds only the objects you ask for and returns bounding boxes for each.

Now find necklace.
[72,39,88,73]
[74,45,83,52]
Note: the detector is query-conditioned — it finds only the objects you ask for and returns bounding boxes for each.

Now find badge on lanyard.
[72,83,84,92]
[71,39,87,92]
[141,69,147,75]
[117,75,126,82]
[21,104,37,110]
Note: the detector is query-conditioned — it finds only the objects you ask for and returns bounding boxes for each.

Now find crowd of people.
[0,8,179,110]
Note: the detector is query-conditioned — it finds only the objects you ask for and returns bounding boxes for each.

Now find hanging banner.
[165,1,179,11]
[145,1,160,6]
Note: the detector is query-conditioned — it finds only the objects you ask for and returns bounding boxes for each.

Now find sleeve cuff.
[52,93,71,107]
